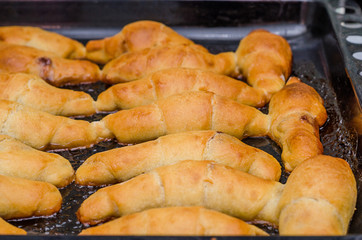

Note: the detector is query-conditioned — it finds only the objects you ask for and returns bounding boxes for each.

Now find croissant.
[79,206,268,236]
[101,45,236,84]
[0,100,113,150]
[86,20,207,64]
[0,26,86,59]
[75,130,281,185]
[277,155,356,235]
[0,73,96,116]
[235,29,292,98]
[268,77,327,171]
[0,134,74,188]
[96,68,268,112]
[101,91,269,143]
[0,218,26,235]
[77,156,357,235]
[0,42,100,86]
[0,174,62,220]
[76,160,283,225]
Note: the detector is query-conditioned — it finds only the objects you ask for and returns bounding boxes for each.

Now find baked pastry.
[235,29,292,99]
[77,156,356,235]
[0,26,86,59]
[0,100,113,150]
[0,134,74,188]
[0,174,62,220]
[0,42,100,86]
[101,45,236,84]
[0,73,96,116]
[96,68,267,112]
[86,20,207,64]
[268,77,327,171]
[79,206,268,236]
[277,155,356,235]
[101,91,269,143]
[0,217,26,235]
[75,130,281,185]
[76,160,283,225]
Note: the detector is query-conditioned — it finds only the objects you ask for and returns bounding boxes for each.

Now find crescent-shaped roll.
[96,68,268,112]
[0,73,96,116]
[101,91,269,143]
[86,20,207,64]
[0,134,74,188]
[77,156,357,235]
[277,155,357,235]
[0,174,62,220]
[101,45,236,84]
[77,160,283,225]
[79,206,268,236]
[0,100,113,150]
[235,29,292,99]
[0,218,26,235]
[0,42,100,86]
[75,130,281,185]
[0,26,86,59]
[268,77,327,171]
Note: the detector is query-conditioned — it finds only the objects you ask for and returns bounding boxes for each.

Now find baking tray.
[0,0,362,239]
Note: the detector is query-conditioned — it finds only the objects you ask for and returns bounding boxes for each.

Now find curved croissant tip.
[286,76,301,85]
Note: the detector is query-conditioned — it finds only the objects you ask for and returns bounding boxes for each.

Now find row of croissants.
[0,20,357,236]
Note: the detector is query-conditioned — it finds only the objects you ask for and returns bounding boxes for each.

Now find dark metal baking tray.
[0,0,362,239]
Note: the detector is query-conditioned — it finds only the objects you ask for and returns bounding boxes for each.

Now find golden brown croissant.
[0,42,100,86]
[101,45,236,84]
[0,174,62,220]
[235,29,292,99]
[101,91,269,143]
[0,26,86,59]
[79,206,268,236]
[0,134,74,187]
[0,73,96,116]
[96,68,268,112]
[86,20,207,64]
[75,130,281,185]
[268,77,327,171]
[76,160,283,225]
[0,218,26,235]
[277,155,356,235]
[77,156,357,235]
[0,100,113,150]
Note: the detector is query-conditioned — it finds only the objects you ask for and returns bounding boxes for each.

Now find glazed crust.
[86,20,207,64]
[0,218,26,235]
[277,155,357,235]
[0,23,355,236]
[75,130,281,185]
[268,77,327,171]
[0,26,86,59]
[0,100,113,150]
[0,135,74,188]
[79,206,268,236]
[235,29,292,98]
[0,73,96,116]
[101,91,269,143]
[0,174,62,220]
[96,68,268,112]
[0,42,100,86]
[77,160,283,225]
[77,155,357,235]
[101,45,236,84]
